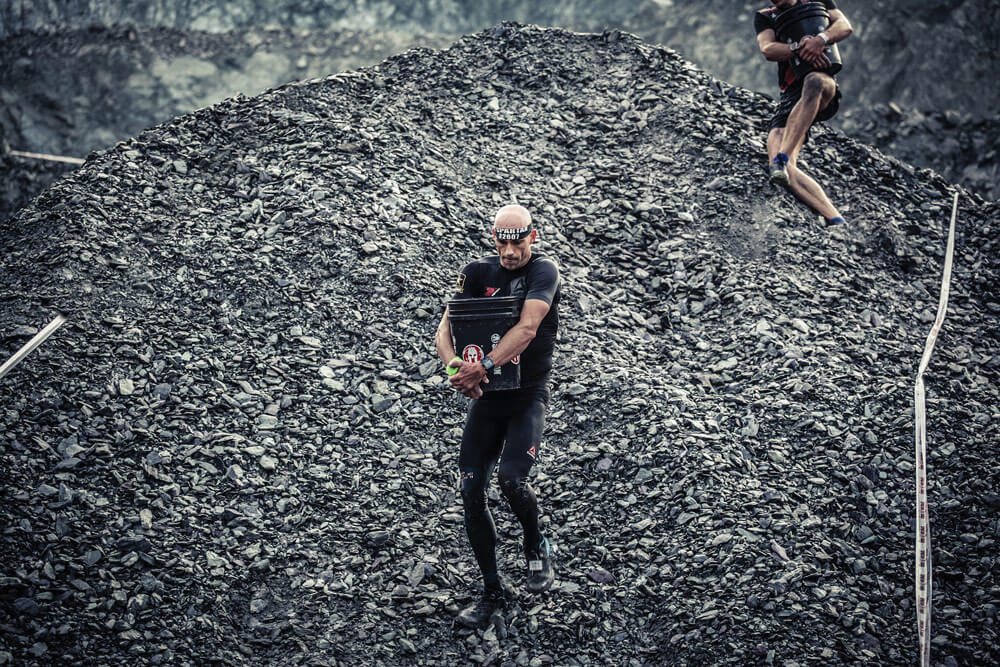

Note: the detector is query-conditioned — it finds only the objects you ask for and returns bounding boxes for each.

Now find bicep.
[828,8,850,29]
[518,299,551,332]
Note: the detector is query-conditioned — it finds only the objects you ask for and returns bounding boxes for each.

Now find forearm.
[761,41,796,62]
[435,315,457,365]
[486,323,536,367]
[820,17,852,44]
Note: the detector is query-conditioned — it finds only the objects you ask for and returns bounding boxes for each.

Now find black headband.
[493,225,532,240]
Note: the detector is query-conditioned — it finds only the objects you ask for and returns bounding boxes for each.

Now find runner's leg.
[767,77,842,221]
[779,72,834,157]
[497,397,546,554]
[458,401,507,588]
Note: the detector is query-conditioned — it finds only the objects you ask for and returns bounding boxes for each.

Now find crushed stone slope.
[1,24,998,666]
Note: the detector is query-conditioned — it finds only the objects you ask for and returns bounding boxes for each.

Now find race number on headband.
[493,225,532,240]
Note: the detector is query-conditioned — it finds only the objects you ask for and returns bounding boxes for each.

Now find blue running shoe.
[526,536,555,593]
[769,154,789,185]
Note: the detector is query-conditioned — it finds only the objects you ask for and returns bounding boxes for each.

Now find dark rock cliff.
[1,24,998,666]
[5,0,998,113]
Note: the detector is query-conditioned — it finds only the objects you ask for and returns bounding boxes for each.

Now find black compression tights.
[458,393,546,587]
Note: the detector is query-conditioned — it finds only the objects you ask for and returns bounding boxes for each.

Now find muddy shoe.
[769,155,789,185]
[525,536,555,593]
[456,586,508,628]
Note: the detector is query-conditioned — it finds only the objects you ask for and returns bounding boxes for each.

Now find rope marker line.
[0,314,68,382]
[913,191,959,667]
[7,150,85,165]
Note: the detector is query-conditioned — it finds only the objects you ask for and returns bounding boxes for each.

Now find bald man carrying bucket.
[435,205,562,628]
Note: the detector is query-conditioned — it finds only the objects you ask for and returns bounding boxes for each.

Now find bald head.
[493,204,532,230]
[491,204,537,270]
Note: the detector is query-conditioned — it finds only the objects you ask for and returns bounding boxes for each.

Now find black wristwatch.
[481,356,496,372]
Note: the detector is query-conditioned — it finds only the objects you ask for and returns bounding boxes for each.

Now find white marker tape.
[913,192,958,667]
[0,314,68,381]
[8,150,85,165]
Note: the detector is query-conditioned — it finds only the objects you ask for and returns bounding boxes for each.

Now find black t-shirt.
[754,0,838,91]
[452,252,560,389]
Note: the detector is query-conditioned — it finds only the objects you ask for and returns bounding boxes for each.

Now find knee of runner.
[498,469,531,500]
[461,487,487,515]
[459,469,487,511]
[802,72,832,96]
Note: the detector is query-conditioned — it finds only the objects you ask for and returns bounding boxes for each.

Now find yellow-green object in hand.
[446,357,462,376]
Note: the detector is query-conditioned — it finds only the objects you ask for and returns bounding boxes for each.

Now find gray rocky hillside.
[2,24,998,666]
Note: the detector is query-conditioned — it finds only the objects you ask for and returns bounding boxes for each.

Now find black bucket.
[775,1,842,78]
[447,296,522,392]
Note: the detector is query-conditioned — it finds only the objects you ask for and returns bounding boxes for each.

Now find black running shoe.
[525,536,555,593]
[769,156,789,185]
[456,586,507,628]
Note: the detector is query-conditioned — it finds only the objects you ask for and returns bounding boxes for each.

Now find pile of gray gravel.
[2,24,998,666]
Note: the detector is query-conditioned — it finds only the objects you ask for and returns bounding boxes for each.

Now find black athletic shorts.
[768,82,842,133]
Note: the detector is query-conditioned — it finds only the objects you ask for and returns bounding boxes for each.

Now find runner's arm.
[437,308,484,398]
[437,264,487,397]
[435,307,457,365]
[482,257,558,368]
[822,9,852,45]
[446,297,550,392]
[757,29,796,62]
[798,9,852,61]
[485,298,550,368]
